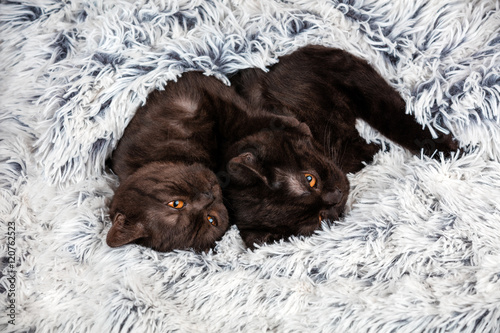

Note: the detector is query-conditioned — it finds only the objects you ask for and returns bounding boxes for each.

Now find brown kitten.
[222,129,349,248]
[111,74,219,182]
[231,45,458,174]
[107,162,228,252]
[228,45,458,247]
[108,72,231,252]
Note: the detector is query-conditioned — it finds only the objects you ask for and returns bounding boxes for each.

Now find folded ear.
[227,151,268,186]
[106,213,148,248]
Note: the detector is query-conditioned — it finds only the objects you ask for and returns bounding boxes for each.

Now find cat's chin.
[136,237,222,253]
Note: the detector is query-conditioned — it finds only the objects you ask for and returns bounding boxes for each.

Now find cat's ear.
[227,152,268,186]
[106,213,148,248]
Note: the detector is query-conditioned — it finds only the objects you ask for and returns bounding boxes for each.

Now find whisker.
[335,142,347,171]
[323,126,331,157]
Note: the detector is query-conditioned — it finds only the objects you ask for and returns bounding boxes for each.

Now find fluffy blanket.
[1,0,499,332]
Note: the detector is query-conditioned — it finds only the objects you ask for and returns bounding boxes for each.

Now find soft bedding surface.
[1,0,500,332]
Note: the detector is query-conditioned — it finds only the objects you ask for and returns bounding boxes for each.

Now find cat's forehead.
[136,161,213,177]
[130,162,219,192]
[274,169,309,196]
[234,129,337,176]
[158,170,218,193]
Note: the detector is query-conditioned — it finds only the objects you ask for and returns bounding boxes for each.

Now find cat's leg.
[231,46,458,160]
[273,46,458,156]
[315,47,459,156]
[354,91,458,156]
[336,136,381,174]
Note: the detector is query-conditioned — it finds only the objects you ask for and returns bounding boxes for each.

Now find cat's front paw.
[269,114,312,137]
[414,132,459,157]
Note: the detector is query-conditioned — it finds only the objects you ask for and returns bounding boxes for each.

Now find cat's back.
[111,72,222,180]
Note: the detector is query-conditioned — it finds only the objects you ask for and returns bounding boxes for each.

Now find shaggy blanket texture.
[1,0,500,332]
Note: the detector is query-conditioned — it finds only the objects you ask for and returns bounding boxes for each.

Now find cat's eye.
[207,215,217,226]
[304,173,317,188]
[167,200,185,209]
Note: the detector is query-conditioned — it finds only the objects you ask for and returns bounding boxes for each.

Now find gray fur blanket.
[1,0,500,332]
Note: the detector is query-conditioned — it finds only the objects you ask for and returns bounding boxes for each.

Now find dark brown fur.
[227,45,458,247]
[108,72,238,252]
[107,71,312,251]
[111,72,307,181]
[231,45,458,174]
[107,162,228,252]
[108,45,458,251]
[221,130,349,248]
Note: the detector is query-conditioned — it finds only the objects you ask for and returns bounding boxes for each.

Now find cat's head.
[223,127,349,248]
[107,162,229,252]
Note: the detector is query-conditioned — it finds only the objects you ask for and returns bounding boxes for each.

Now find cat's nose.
[322,188,343,206]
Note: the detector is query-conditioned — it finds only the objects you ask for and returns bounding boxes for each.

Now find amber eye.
[207,215,217,226]
[167,200,185,209]
[304,173,317,188]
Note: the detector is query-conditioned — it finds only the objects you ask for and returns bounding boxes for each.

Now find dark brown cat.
[221,129,349,248]
[107,72,233,252]
[227,45,458,247]
[231,45,458,174]
[107,71,312,252]
[107,162,228,252]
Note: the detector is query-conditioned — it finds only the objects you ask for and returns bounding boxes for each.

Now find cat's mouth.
[318,212,338,223]
[316,193,348,225]
[317,209,344,224]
